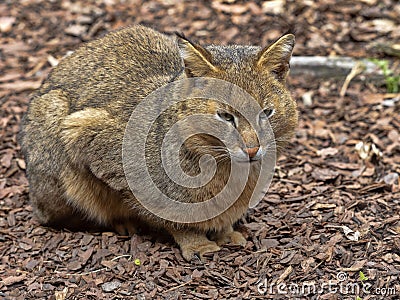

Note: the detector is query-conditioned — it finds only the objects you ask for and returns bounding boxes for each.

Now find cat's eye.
[260,108,275,119]
[217,111,235,123]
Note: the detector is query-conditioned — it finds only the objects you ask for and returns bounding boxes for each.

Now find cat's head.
[174,33,298,164]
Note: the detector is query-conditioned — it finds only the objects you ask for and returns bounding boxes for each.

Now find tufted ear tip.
[256,33,295,81]
[176,34,218,77]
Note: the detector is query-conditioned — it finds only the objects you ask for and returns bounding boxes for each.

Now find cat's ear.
[256,34,295,81]
[176,33,219,77]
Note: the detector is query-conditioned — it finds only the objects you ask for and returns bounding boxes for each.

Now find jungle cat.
[20,25,298,261]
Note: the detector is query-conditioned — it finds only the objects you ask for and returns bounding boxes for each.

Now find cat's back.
[38,25,183,111]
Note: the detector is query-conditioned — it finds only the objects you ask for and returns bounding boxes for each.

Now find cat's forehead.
[205,45,260,67]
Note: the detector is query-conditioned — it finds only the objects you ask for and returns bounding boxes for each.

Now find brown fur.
[20,25,298,261]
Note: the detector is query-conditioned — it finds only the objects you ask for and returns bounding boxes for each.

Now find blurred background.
[1,0,399,96]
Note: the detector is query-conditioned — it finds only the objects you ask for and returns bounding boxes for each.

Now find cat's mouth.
[227,149,264,164]
[231,156,261,164]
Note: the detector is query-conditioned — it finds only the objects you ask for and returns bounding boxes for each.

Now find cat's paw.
[113,220,137,236]
[216,230,247,247]
[181,240,221,261]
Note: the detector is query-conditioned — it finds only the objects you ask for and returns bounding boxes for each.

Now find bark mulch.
[1,0,399,299]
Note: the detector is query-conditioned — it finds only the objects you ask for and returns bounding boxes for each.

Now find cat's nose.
[244,146,259,158]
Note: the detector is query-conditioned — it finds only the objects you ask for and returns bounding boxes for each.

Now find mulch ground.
[1,0,400,299]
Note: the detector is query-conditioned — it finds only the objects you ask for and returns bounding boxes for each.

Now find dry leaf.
[355,141,383,161]
[317,147,339,157]
[0,151,13,168]
[47,55,59,67]
[66,260,82,271]
[262,0,285,15]
[191,269,203,280]
[16,158,26,170]
[383,172,399,185]
[101,260,117,269]
[65,24,87,36]
[101,280,121,292]
[311,168,339,181]
[341,259,367,272]
[342,226,361,241]
[301,257,315,273]
[302,91,314,106]
[362,93,384,104]
[312,203,337,210]
[261,238,279,249]
[55,287,68,300]
[0,16,16,33]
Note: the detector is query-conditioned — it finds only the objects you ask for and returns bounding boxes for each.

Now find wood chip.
[2,274,27,286]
